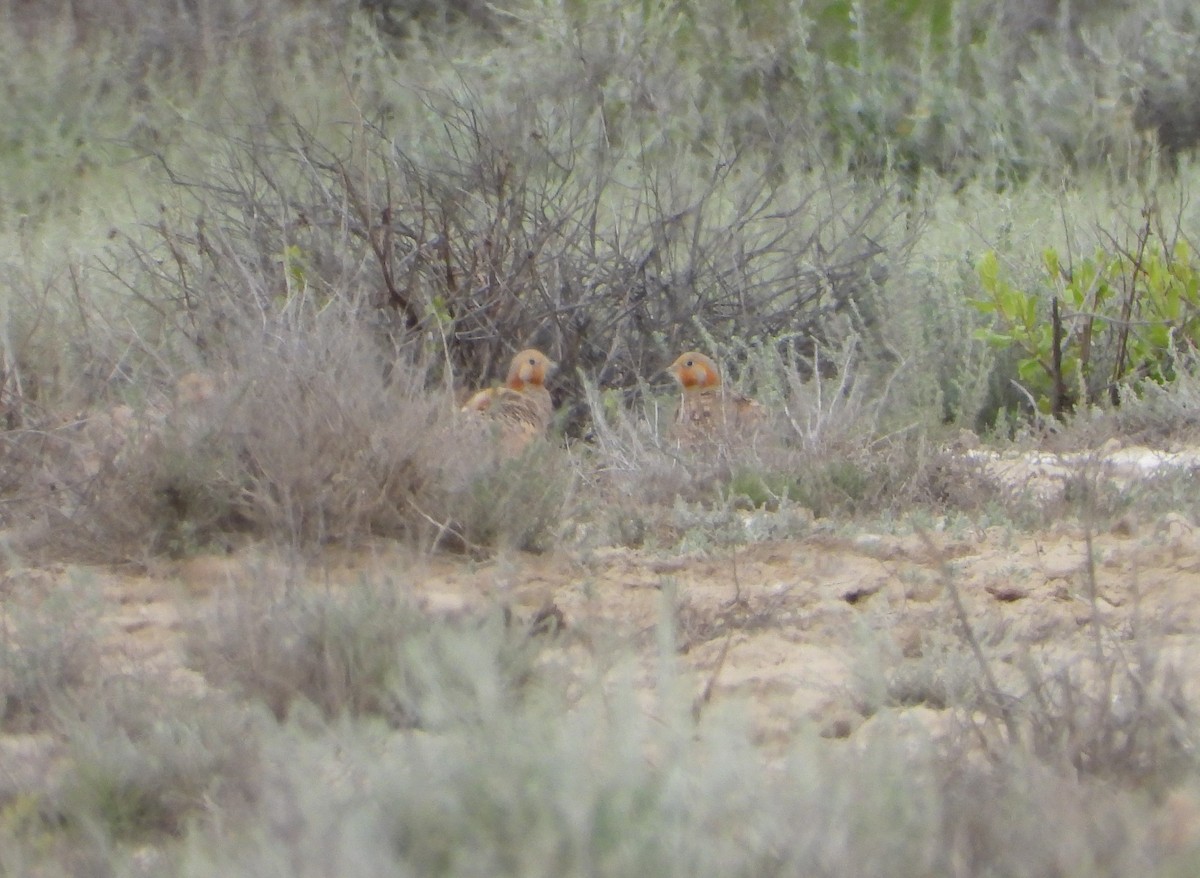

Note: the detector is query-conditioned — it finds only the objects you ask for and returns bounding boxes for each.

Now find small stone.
[894,624,924,658]
[818,708,863,739]
[1154,789,1200,855]
[985,582,1028,602]
[852,534,899,560]
[1109,515,1136,537]
[1158,513,1193,541]
[949,429,981,452]
[903,576,942,603]
[842,580,883,605]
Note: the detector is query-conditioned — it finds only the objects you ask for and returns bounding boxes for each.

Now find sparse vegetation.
[3,0,1200,874]
[183,569,556,728]
[0,572,103,733]
[52,681,263,841]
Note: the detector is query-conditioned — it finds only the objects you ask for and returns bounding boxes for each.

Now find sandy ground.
[56,493,1200,751]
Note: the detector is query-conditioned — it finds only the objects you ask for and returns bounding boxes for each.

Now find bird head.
[506,349,556,390]
[665,351,721,390]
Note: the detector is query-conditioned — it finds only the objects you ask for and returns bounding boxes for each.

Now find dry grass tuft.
[51,678,263,841]
[183,570,553,729]
[0,572,103,733]
[0,305,579,560]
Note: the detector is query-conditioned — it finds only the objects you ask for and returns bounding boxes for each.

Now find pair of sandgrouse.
[462,349,762,453]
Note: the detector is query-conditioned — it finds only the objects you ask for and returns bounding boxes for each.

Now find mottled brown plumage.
[461,348,556,455]
[665,351,764,444]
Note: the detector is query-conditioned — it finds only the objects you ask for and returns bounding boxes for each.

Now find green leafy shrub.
[971,230,1200,418]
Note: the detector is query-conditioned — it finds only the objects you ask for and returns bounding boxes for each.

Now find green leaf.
[976,251,1000,292]
[971,328,1013,347]
[429,295,452,326]
[1147,254,1167,293]
[1145,323,1171,350]
[1163,283,1181,322]
[1177,240,1192,262]
[1017,357,1046,383]
[1023,293,1038,330]
[995,285,1015,318]
[1065,275,1086,307]
[1042,248,1060,280]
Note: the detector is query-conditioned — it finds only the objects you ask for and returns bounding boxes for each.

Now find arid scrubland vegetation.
[4,0,1200,873]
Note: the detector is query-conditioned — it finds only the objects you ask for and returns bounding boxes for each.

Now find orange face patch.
[667,352,721,390]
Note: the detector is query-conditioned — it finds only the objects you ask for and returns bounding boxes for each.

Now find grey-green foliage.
[479,0,1192,183]
[447,440,575,552]
[0,563,1190,877]
[0,573,102,732]
[185,573,553,729]
[173,691,1164,878]
[53,681,264,840]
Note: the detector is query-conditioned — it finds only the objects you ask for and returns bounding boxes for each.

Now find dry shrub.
[760,335,1012,518]
[752,440,934,519]
[0,50,904,558]
[1013,640,1195,793]
[184,571,550,729]
[172,678,1170,878]
[4,0,351,83]
[43,408,246,561]
[51,677,263,840]
[765,335,914,513]
[578,333,989,540]
[201,309,574,552]
[927,522,1198,795]
[124,93,902,437]
[438,438,575,553]
[573,371,765,548]
[361,0,499,40]
[4,293,579,559]
[205,312,452,546]
[575,374,685,528]
[0,572,102,733]
[914,634,1198,825]
[1061,353,1200,449]
[869,632,988,714]
[931,749,1155,877]
[184,571,420,724]
[6,0,494,60]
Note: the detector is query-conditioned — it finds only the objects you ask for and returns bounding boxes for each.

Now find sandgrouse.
[665,350,764,444]
[461,348,556,455]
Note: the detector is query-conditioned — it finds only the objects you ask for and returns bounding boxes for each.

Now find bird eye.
[685,359,693,367]
[528,358,537,366]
